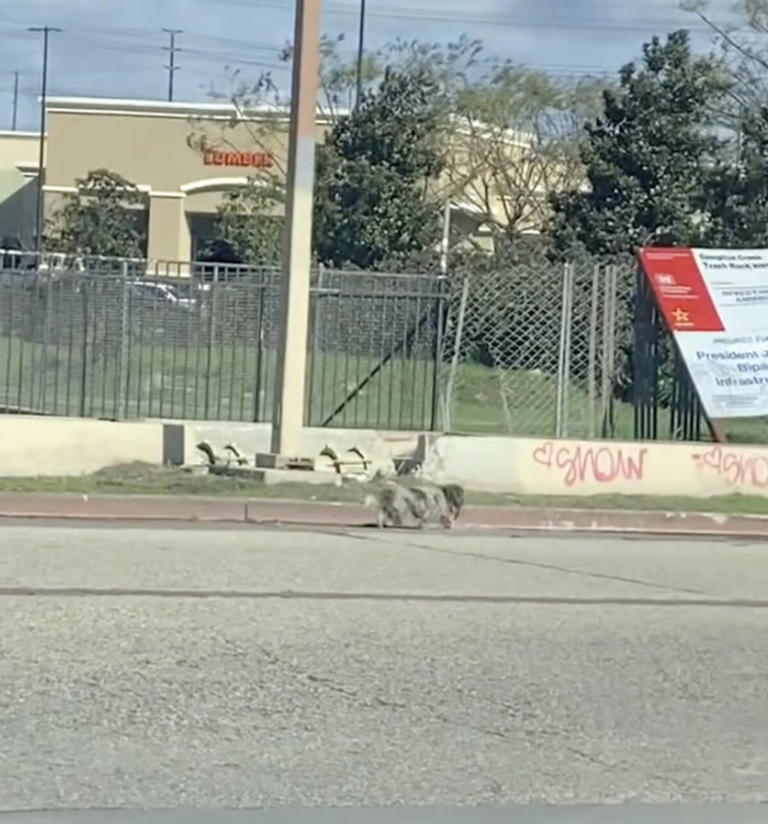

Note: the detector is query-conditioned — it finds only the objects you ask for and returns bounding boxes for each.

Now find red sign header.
[203,150,274,169]
[637,247,724,333]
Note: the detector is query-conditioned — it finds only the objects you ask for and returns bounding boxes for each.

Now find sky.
[0,0,740,131]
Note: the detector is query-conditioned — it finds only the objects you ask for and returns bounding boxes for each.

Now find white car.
[129,280,195,309]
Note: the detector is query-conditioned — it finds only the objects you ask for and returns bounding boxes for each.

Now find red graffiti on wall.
[532,442,647,487]
[691,446,768,488]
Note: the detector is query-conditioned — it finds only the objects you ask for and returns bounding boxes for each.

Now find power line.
[189,0,731,34]
[1,28,286,72]
[0,4,744,38]
[0,17,624,130]
[162,27,183,101]
[0,24,615,77]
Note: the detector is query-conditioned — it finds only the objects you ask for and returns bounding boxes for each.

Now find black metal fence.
[0,253,447,430]
[632,267,707,441]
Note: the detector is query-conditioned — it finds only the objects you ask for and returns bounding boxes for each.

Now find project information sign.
[638,247,768,419]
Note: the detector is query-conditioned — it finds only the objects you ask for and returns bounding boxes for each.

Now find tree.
[684,0,768,114]
[445,67,609,244]
[548,30,731,257]
[197,35,610,259]
[313,66,444,269]
[203,179,283,264]
[702,106,768,246]
[306,36,608,246]
[189,34,381,182]
[53,168,146,258]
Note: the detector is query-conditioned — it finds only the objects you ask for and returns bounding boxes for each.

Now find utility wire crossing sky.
[0,0,738,131]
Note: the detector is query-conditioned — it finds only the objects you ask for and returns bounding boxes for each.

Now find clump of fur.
[365,477,464,530]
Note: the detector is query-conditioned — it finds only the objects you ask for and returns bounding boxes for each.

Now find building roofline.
[43,95,341,122]
[45,95,270,114]
[0,130,41,139]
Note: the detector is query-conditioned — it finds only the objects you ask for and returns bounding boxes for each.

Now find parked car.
[128,280,196,309]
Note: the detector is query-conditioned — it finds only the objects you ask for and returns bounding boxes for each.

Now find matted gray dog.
[365,475,465,529]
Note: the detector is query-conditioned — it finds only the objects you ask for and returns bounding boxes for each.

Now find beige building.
[0,130,41,249]
[40,96,310,262]
[0,95,559,263]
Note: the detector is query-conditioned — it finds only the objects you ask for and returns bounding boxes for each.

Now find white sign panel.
[638,247,768,418]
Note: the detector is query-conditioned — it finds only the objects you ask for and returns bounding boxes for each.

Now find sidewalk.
[1,492,768,538]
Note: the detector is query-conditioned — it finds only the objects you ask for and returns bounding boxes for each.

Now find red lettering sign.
[637,247,724,332]
[203,150,274,169]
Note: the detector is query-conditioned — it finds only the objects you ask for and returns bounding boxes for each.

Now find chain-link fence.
[440,258,636,439]
[0,253,445,430]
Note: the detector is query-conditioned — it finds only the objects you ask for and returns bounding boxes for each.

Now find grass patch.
[1,333,767,444]
[0,463,367,502]
[467,491,768,515]
[1,462,768,516]
[0,337,437,430]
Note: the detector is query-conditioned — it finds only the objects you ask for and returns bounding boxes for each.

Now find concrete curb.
[0,492,767,538]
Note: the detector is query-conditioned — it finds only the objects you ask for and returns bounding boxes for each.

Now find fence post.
[305,266,323,426]
[563,263,575,438]
[204,265,218,419]
[599,265,619,438]
[555,262,574,438]
[37,274,53,413]
[79,282,89,417]
[442,274,470,433]
[253,271,267,422]
[430,277,447,432]
[587,263,600,439]
[599,266,611,437]
[117,260,129,419]
[606,265,619,437]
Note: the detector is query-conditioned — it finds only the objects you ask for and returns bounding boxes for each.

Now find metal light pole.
[267,0,321,458]
[439,201,452,276]
[11,71,19,130]
[355,0,366,109]
[162,28,183,102]
[29,25,61,253]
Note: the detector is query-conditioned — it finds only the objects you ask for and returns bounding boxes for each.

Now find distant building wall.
[0,131,42,249]
[1,97,562,260]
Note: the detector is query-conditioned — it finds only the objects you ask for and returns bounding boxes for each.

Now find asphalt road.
[1,524,768,810]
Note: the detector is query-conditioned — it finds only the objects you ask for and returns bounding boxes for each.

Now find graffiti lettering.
[532,442,647,487]
[691,446,768,488]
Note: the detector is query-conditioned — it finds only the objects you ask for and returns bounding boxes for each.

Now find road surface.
[1,523,767,809]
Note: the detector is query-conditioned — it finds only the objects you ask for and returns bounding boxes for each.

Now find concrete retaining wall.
[0,416,164,477]
[0,415,420,477]
[424,434,768,499]
[2,414,768,501]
